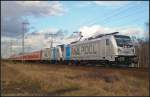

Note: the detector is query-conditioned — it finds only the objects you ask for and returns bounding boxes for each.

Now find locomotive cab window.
[106,39,110,45]
[114,35,133,47]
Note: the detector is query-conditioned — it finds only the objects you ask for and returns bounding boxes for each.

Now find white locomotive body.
[70,33,137,66]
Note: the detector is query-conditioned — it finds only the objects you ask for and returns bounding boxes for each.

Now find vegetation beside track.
[1,60,149,96]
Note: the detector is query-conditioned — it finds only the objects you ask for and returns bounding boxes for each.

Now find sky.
[1,1,149,58]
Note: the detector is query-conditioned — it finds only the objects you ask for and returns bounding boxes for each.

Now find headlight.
[118,48,121,52]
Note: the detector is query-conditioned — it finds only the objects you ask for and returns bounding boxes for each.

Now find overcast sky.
[1,1,149,58]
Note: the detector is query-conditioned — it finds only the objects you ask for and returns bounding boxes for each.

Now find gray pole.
[22,20,29,64]
[52,34,53,48]
[10,40,13,57]
[22,22,24,63]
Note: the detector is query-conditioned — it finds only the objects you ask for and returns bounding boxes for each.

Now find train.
[9,32,137,67]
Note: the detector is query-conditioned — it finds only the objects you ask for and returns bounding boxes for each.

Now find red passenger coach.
[23,50,42,61]
[9,50,42,61]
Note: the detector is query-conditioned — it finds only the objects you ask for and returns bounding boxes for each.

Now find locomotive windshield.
[114,35,133,47]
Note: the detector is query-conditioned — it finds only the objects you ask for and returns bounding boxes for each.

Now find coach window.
[106,39,110,45]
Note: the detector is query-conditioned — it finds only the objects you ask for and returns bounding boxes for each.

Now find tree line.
[135,39,149,68]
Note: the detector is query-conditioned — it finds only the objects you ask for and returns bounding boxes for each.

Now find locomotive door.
[105,39,111,60]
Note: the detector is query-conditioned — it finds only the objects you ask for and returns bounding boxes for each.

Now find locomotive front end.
[114,35,137,66]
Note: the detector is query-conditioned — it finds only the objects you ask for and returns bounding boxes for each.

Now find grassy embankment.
[1,61,149,96]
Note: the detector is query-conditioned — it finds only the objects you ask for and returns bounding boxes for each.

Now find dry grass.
[1,60,149,96]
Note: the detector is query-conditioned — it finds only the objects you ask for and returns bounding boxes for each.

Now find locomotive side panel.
[70,36,118,62]
[71,39,103,60]
[56,46,63,61]
[50,47,58,64]
[98,39,106,60]
[41,48,51,60]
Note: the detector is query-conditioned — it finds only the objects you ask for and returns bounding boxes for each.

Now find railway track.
[67,63,149,73]
[65,63,148,72]
[2,60,148,73]
[52,62,149,73]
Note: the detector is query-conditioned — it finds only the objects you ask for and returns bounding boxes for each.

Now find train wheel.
[104,61,107,67]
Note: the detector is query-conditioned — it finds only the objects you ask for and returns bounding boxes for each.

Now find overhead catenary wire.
[115,15,147,30]
[75,4,147,40]
[112,15,147,39]
[73,2,141,39]
[71,5,140,39]
[76,2,137,29]
[87,4,140,27]
[71,5,127,39]
[75,4,124,28]
[101,5,146,27]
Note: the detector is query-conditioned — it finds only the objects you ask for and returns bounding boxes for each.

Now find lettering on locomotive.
[72,43,97,56]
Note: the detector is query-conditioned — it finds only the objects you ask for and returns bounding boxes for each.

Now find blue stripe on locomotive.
[65,46,71,60]
[51,47,57,64]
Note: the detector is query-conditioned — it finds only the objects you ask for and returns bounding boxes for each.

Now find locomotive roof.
[70,35,113,46]
[70,34,131,46]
